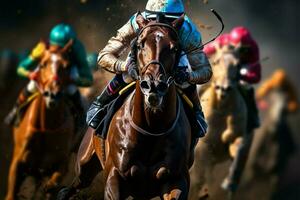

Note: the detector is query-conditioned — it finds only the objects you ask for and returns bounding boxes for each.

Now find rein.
[128,22,183,136]
[127,93,181,137]
[138,60,175,95]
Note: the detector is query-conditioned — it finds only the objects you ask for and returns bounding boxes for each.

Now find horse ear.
[136,12,149,29]
[172,14,185,30]
[61,39,73,54]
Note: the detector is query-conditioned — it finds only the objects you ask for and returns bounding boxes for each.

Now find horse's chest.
[117,136,164,162]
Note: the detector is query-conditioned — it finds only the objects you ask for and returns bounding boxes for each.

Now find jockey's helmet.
[49,24,76,47]
[145,0,185,19]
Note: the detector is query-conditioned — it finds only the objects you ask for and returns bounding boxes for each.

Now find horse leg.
[57,154,101,200]
[44,171,63,192]
[222,113,250,192]
[189,141,214,200]
[223,132,254,192]
[5,156,26,200]
[161,172,189,200]
[104,167,124,200]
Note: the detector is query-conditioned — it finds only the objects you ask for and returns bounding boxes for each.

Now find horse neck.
[210,85,239,111]
[268,90,288,122]
[131,83,177,133]
[29,95,69,131]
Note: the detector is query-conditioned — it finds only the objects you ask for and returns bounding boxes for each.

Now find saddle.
[94,85,135,138]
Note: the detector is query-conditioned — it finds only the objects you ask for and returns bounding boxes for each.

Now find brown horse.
[5,41,76,200]
[66,15,192,200]
[189,47,248,199]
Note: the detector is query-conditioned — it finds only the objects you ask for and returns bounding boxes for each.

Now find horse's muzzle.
[147,93,162,108]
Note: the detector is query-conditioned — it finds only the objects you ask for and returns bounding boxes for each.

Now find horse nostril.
[48,101,56,108]
[140,80,150,90]
[43,91,50,97]
[156,82,168,95]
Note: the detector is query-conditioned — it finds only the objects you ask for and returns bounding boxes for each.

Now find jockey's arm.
[181,18,212,84]
[17,41,46,78]
[187,48,212,84]
[72,40,93,87]
[97,20,136,73]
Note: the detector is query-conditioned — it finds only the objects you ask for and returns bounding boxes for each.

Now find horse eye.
[215,85,220,90]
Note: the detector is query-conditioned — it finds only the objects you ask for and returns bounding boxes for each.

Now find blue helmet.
[145,0,184,19]
[49,24,76,47]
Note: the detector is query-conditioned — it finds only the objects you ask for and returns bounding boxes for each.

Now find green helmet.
[49,24,76,47]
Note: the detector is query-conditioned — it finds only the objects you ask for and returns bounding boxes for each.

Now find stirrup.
[86,103,104,129]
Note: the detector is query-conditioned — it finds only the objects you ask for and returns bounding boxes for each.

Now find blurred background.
[0,0,299,199]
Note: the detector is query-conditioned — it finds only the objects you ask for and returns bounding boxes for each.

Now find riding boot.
[86,74,127,129]
[183,85,208,138]
[4,88,33,126]
[183,85,208,167]
[239,86,260,132]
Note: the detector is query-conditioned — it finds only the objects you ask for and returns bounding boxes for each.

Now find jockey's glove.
[175,67,190,85]
[127,61,139,80]
[240,67,248,76]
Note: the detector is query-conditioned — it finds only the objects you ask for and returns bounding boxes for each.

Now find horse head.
[211,47,240,102]
[135,14,184,110]
[257,69,299,120]
[36,40,73,108]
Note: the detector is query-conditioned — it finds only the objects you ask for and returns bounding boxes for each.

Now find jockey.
[204,26,261,191]
[204,26,261,132]
[5,23,93,126]
[87,0,212,142]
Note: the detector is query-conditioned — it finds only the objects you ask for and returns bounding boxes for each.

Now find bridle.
[34,52,69,97]
[127,22,182,137]
[136,22,180,96]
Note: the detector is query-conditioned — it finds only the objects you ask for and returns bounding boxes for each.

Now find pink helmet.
[217,33,230,47]
[229,26,253,46]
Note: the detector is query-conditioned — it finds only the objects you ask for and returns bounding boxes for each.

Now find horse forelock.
[139,25,178,78]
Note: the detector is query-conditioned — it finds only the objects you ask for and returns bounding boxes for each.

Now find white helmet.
[145,0,185,19]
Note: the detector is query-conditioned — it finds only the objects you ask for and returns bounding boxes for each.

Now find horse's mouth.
[145,93,163,112]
